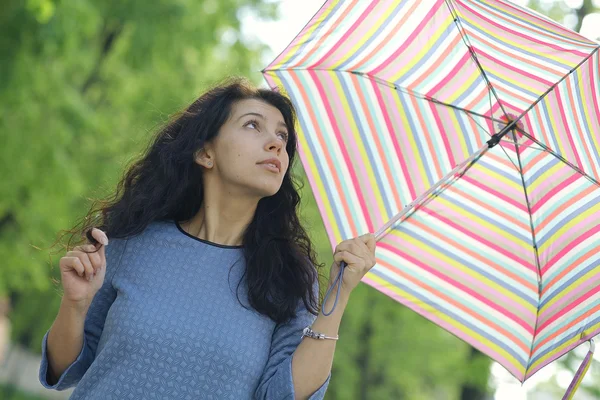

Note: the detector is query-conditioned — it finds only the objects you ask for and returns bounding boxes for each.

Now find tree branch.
[81,20,124,95]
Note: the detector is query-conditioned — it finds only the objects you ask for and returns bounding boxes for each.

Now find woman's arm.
[46,301,89,384]
[292,234,377,400]
[291,286,350,400]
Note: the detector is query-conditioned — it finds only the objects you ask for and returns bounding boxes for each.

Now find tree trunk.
[459,346,487,400]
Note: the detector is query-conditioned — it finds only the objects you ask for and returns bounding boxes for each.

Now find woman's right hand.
[59,228,109,310]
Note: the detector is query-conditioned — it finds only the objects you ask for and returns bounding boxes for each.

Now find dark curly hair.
[67,77,324,324]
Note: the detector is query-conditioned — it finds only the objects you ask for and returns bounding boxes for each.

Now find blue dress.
[39,220,329,399]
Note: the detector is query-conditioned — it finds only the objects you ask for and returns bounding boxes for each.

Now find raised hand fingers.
[360,233,376,254]
[91,228,109,246]
[60,256,89,279]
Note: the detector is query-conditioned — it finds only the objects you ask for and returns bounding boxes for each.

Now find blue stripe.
[396,225,538,306]
[377,251,533,346]
[275,71,349,238]
[439,189,532,244]
[529,315,600,368]
[370,267,528,367]
[534,298,600,347]
[397,91,436,187]
[335,71,395,219]
[395,22,457,86]
[539,257,600,308]
[469,0,596,48]
[524,156,561,186]
[284,1,344,67]
[477,159,523,185]
[461,19,571,71]
[571,71,600,171]
[336,0,410,71]
[355,74,406,210]
[536,195,600,247]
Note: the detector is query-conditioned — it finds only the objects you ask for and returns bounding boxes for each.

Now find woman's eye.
[245,120,258,129]
[278,132,289,141]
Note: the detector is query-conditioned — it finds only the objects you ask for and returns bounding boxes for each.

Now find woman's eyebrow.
[237,112,287,128]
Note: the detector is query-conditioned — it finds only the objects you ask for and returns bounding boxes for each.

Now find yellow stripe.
[330,73,388,221]
[388,228,537,314]
[274,0,342,68]
[389,89,432,188]
[266,73,343,244]
[446,67,481,103]
[459,14,577,67]
[577,68,600,164]
[484,65,540,95]
[436,196,533,252]
[564,361,591,400]
[472,162,524,192]
[543,97,571,159]
[527,158,564,193]
[330,1,397,69]
[480,0,594,46]
[539,264,600,314]
[528,320,600,373]
[539,201,600,254]
[390,14,455,82]
[366,272,526,377]
[449,109,471,164]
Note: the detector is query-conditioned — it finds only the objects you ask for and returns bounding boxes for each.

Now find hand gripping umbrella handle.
[321,262,346,316]
[562,338,595,400]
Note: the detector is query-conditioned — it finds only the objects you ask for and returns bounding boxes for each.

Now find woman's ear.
[194,147,214,169]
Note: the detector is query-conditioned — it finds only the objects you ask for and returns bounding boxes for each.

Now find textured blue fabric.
[39,220,329,399]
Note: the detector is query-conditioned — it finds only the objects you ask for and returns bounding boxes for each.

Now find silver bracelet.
[301,326,339,341]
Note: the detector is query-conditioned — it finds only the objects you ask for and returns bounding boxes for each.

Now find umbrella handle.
[321,262,346,316]
[562,338,595,400]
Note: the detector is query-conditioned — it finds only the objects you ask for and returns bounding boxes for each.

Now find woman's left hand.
[329,234,377,294]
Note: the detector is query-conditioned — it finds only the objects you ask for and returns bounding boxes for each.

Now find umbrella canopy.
[262,0,600,392]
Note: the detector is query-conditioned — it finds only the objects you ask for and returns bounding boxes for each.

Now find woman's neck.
[182,191,258,247]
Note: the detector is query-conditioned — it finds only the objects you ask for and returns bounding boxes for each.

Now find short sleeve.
[254,282,330,400]
[39,238,128,390]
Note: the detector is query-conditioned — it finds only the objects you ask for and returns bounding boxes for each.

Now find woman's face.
[199,99,291,199]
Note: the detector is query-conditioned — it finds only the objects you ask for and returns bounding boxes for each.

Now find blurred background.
[0,0,599,399]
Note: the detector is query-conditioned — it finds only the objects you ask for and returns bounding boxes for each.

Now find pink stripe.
[588,53,600,137]
[530,172,579,214]
[426,51,472,99]
[456,0,590,57]
[429,198,529,261]
[269,3,329,69]
[422,205,536,272]
[381,84,425,197]
[537,284,600,333]
[461,175,528,212]
[268,71,353,245]
[526,329,599,378]
[307,1,377,69]
[370,79,416,201]
[320,73,382,228]
[541,221,600,275]
[554,87,585,169]
[361,274,526,381]
[429,102,457,169]
[369,0,445,76]
[309,70,374,233]
[474,48,554,87]
[381,236,535,323]
[495,0,596,46]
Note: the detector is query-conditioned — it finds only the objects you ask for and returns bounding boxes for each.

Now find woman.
[39,78,376,400]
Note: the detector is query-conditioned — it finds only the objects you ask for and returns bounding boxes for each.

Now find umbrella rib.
[351,71,505,124]
[444,0,511,119]
[513,139,543,371]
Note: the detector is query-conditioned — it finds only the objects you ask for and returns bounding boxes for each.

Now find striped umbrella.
[262,0,600,397]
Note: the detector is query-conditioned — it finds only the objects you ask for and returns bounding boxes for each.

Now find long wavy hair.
[66,77,323,323]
